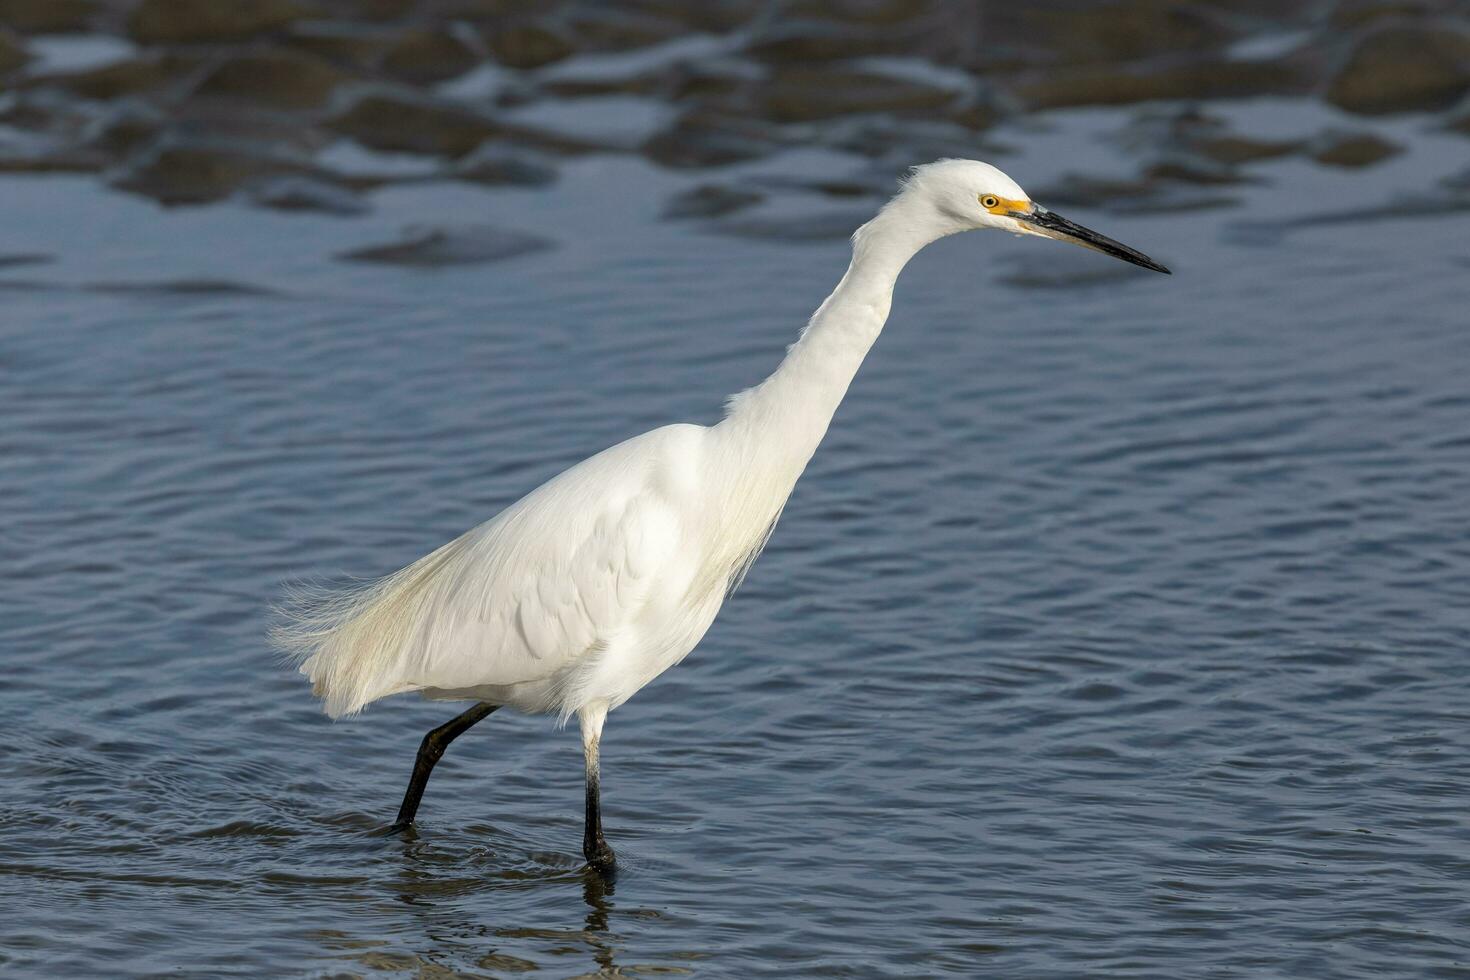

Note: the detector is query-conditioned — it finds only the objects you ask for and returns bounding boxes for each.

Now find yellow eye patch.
[980,194,1030,215]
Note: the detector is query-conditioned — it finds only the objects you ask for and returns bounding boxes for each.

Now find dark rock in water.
[247,174,368,215]
[1114,107,1302,169]
[81,100,165,157]
[1334,1,1470,30]
[755,66,958,122]
[1310,129,1403,166]
[1187,134,1303,164]
[781,0,937,25]
[332,0,416,20]
[1325,23,1470,114]
[328,90,501,158]
[1144,155,1253,185]
[996,1,1238,67]
[453,144,557,186]
[337,224,555,267]
[29,51,205,100]
[484,21,574,69]
[662,183,764,219]
[193,48,350,110]
[129,0,310,44]
[564,7,688,53]
[1448,108,1470,136]
[0,252,52,267]
[753,173,888,198]
[0,26,29,73]
[283,21,400,71]
[659,54,762,104]
[110,139,311,205]
[380,27,482,84]
[0,90,62,131]
[743,19,896,63]
[948,93,1010,132]
[816,116,1006,164]
[0,0,99,34]
[86,277,281,297]
[1328,0,1445,30]
[642,109,780,168]
[625,0,760,33]
[1014,55,1312,109]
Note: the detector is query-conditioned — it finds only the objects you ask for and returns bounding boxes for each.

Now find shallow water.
[3,100,1470,978]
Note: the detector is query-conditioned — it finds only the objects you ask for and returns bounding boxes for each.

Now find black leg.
[582,730,616,876]
[388,702,498,832]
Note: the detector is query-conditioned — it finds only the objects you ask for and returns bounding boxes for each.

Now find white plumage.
[272,159,1168,873]
[278,423,707,720]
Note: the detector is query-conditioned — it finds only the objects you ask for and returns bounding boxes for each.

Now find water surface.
[3,102,1469,978]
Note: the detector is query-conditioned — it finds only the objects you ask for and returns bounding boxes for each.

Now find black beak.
[1013,205,1171,274]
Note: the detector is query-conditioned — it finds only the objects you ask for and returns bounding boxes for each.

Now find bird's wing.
[384,424,699,697]
[278,424,703,717]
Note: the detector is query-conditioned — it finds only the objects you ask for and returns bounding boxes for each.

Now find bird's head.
[899,159,1170,274]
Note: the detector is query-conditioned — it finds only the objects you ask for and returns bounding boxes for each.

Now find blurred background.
[2,2,1468,978]
[0,0,1466,215]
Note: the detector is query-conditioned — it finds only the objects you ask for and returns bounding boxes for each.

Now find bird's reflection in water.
[580,866,619,974]
[336,833,634,976]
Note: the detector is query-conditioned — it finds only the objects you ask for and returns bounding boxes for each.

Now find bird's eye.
[980,195,1000,209]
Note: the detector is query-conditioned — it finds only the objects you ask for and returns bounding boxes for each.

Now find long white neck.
[718,195,943,468]
[696,193,948,595]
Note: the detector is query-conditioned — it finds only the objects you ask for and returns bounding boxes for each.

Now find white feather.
[274,424,708,720]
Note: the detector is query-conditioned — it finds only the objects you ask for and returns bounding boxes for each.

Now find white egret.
[273,159,1169,875]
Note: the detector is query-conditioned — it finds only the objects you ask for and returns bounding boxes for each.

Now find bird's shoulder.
[536,422,707,509]
[469,422,707,581]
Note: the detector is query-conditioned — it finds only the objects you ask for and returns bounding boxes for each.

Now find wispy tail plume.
[270,540,466,717]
